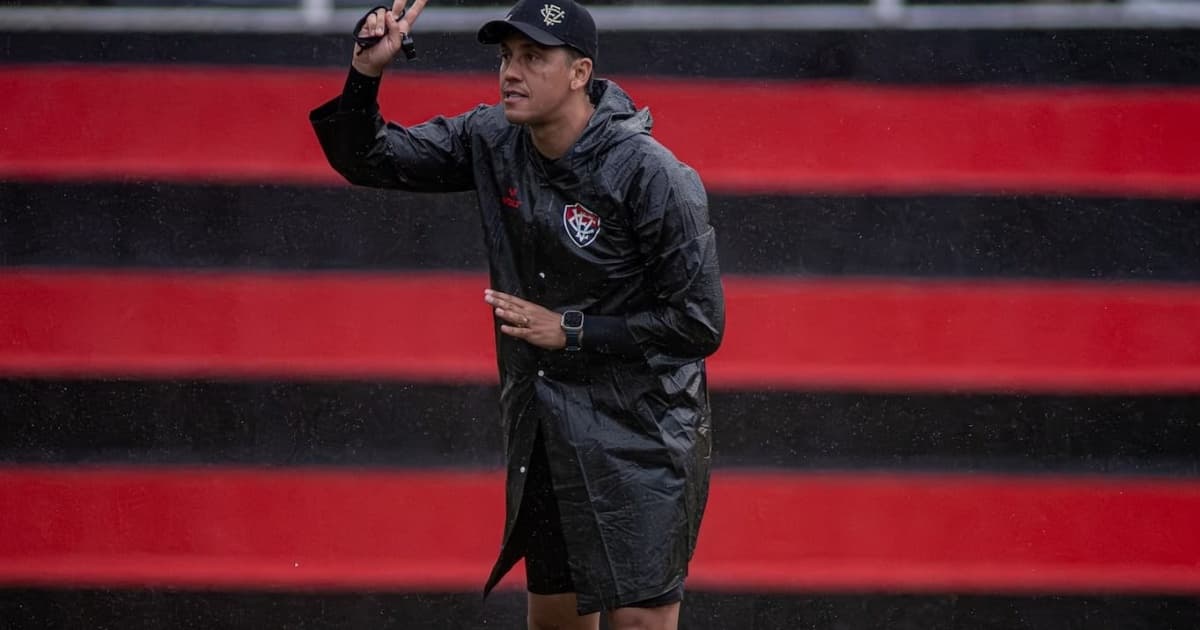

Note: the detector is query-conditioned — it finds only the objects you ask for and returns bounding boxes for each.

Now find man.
[310,1,724,627]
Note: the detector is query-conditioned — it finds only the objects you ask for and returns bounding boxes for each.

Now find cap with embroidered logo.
[478,0,598,61]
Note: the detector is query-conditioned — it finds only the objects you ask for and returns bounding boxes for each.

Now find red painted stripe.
[3,66,1200,196]
[1,468,1199,593]
[2,270,1200,392]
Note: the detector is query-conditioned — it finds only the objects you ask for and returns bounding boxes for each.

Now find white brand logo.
[541,4,566,26]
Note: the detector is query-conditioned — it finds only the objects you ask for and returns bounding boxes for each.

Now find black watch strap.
[564,327,583,352]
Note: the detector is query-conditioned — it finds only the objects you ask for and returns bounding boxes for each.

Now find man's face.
[498,34,578,125]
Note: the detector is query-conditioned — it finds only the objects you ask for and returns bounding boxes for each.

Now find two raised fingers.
[396,0,430,27]
[357,0,429,38]
[360,0,432,37]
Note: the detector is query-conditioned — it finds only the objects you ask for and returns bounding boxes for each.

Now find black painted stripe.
[4,29,1200,84]
[1,589,1197,629]
[4,379,1198,474]
[0,183,485,272]
[0,380,505,468]
[6,183,1200,280]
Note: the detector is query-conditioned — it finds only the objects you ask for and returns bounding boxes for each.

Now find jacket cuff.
[582,315,641,356]
[338,66,382,113]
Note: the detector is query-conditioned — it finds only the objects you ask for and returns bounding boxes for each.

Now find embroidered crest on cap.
[563,203,600,248]
[541,3,565,26]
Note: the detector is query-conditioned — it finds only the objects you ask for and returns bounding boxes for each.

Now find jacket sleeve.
[622,161,726,371]
[308,70,482,193]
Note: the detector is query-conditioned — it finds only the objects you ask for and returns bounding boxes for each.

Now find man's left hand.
[485,289,567,350]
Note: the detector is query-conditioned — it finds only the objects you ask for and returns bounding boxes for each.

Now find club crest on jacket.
[563,203,601,248]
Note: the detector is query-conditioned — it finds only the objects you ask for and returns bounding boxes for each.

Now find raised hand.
[352,0,430,77]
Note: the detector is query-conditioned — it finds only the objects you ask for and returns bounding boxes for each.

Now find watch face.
[562,311,584,328]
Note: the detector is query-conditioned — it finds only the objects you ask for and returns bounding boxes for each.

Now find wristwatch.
[560,310,584,352]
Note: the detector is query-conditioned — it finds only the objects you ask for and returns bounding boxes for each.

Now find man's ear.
[570,57,593,91]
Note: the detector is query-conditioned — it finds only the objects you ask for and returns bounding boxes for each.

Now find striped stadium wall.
[2,25,1200,629]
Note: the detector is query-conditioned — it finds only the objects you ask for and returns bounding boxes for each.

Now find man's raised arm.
[309,0,482,193]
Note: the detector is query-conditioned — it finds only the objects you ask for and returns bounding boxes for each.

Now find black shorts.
[514,430,685,614]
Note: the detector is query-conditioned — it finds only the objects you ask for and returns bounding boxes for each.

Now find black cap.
[478,0,598,61]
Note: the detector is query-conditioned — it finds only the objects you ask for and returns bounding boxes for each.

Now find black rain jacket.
[310,77,725,612]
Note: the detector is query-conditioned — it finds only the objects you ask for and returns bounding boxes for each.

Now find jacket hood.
[577,78,653,154]
[527,79,652,184]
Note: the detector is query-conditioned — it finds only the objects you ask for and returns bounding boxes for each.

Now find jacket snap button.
[538,272,546,278]
[537,370,545,377]
[519,466,526,473]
